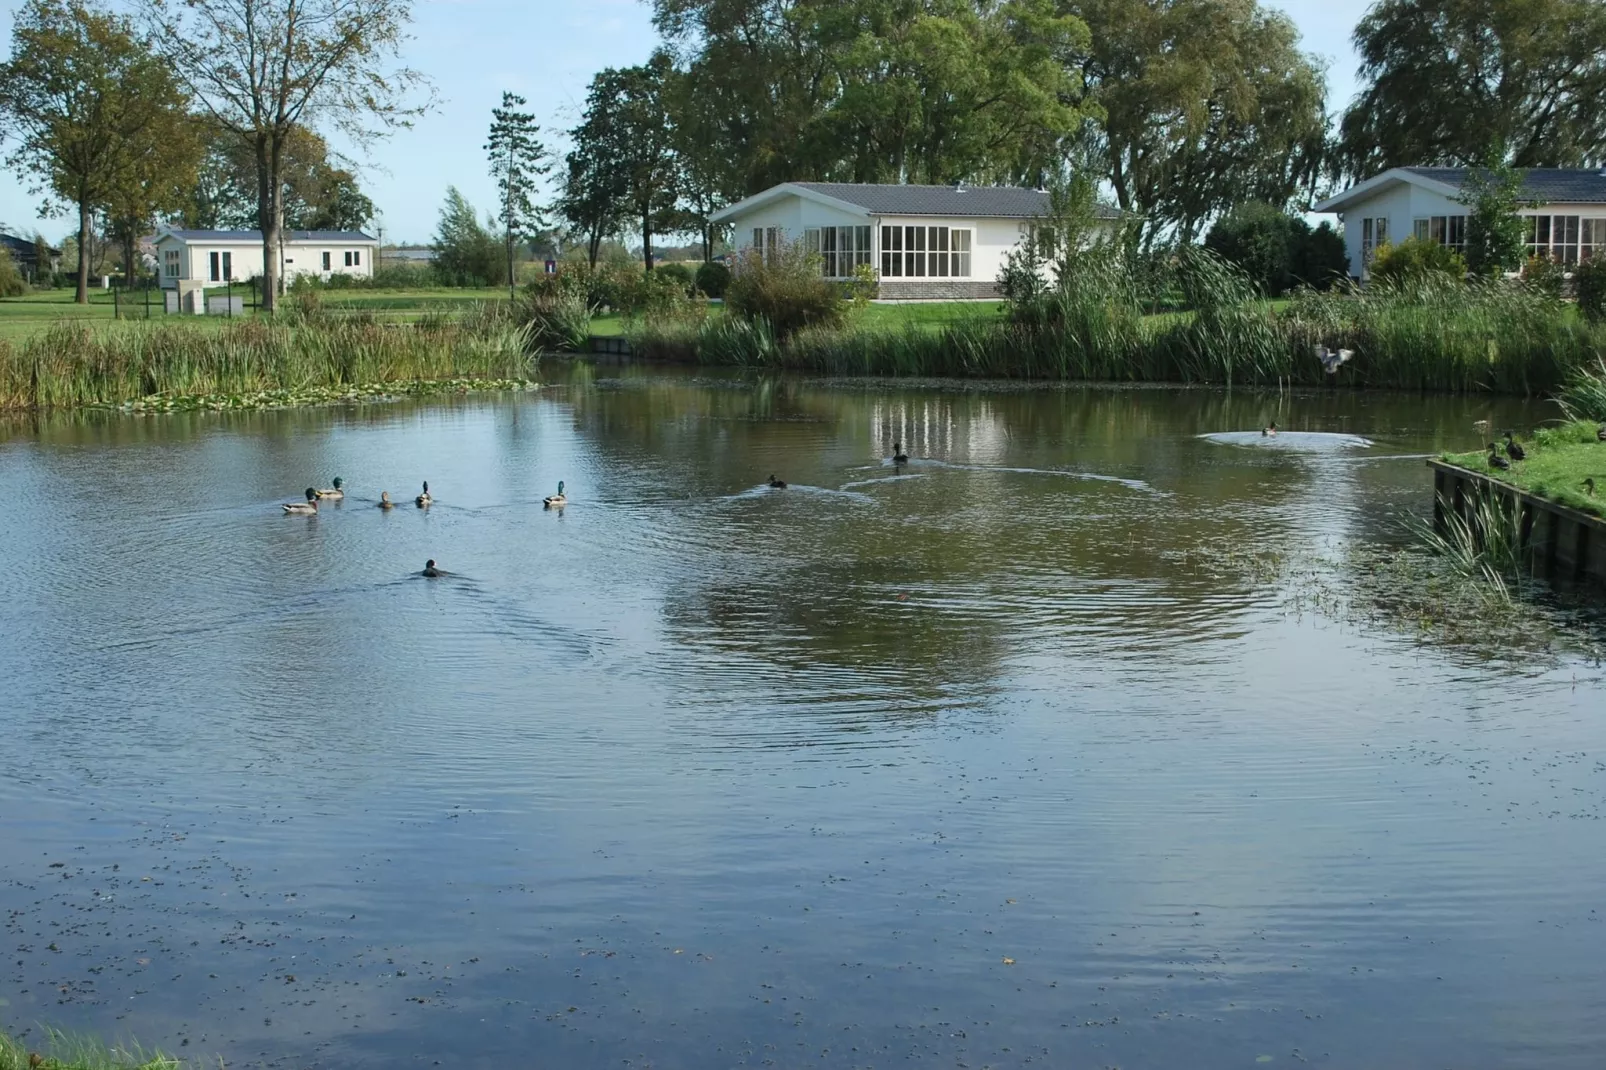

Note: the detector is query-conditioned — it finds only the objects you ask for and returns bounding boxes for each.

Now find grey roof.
[1403,167,1606,204]
[793,182,1121,219]
[159,229,377,242]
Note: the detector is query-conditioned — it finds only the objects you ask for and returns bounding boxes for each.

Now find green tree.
[104,112,202,288]
[1067,0,1329,245]
[0,0,192,303]
[572,56,680,271]
[1459,160,1528,276]
[182,123,375,233]
[432,186,502,286]
[1338,0,1606,175]
[144,0,428,310]
[556,131,628,269]
[1205,203,1349,294]
[485,91,549,300]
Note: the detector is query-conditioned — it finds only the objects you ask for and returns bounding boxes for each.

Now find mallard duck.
[422,559,448,578]
[1596,423,1606,442]
[543,480,567,509]
[377,491,395,510]
[316,477,345,500]
[1585,477,1597,497]
[767,474,788,488]
[1262,422,1278,437]
[893,441,909,464]
[415,481,432,508]
[1503,431,1526,462]
[1487,444,1511,471]
[283,488,319,514]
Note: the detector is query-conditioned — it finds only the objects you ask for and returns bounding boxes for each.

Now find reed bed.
[629,251,1606,394]
[0,309,533,410]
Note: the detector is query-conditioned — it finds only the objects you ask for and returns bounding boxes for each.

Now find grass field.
[1442,421,1606,517]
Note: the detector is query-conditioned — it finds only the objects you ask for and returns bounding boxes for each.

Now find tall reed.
[0,315,533,410]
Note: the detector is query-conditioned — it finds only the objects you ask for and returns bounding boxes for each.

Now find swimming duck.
[316,477,345,500]
[893,442,909,464]
[422,559,448,578]
[415,481,432,508]
[283,488,319,515]
[767,474,788,488]
[543,480,567,509]
[1262,422,1278,437]
[1487,444,1511,471]
[1503,431,1526,462]
[377,491,395,510]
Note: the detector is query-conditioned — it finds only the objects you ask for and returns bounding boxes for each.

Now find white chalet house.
[710,182,1120,300]
[153,228,380,289]
[1314,167,1606,279]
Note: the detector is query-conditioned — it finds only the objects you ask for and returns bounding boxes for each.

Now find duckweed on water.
[93,377,539,415]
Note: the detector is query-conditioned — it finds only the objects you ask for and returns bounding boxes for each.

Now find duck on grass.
[1444,421,1606,518]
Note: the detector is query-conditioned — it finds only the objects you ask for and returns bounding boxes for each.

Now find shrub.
[654,262,695,295]
[1369,238,1466,285]
[1292,222,1349,290]
[1522,255,1566,300]
[1204,202,1299,295]
[1574,257,1606,322]
[724,241,844,339]
[0,247,26,297]
[695,260,731,298]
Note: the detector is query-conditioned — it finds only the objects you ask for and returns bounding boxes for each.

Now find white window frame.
[163,249,180,278]
[880,224,971,279]
[1525,213,1601,264]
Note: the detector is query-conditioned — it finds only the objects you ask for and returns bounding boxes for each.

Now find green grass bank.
[1441,421,1606,518]
[0,1028,180,1070]
[0,314,534,411]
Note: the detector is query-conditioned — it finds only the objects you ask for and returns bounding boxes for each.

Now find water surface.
[2,369,1603,1069]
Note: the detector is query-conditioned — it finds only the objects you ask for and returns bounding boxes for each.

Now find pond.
[2,368,1603,1069]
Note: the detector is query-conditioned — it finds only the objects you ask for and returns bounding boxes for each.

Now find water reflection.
[1,369,1602,1070]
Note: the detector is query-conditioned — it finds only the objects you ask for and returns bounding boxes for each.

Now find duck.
[1585,477,1597,497]
[421,559,449,578]
[1487,444,1511,471]
[1314,345,1353,374]
[1597,424,1606,442]
[543,480,567,509]
[893,442,909,464]
[282,488,319,515]
[316,477,345,500]
[377,491,395,510]
[1503,431,1526,462]
[1262,422,1278,437]
[767,474,788,489]
[415,481,432,508]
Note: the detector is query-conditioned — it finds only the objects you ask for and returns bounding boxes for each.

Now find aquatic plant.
[0,315,534,411]
[0,1027,182,1070]
[1556,356,1606,421]
[1405,491,1530,603]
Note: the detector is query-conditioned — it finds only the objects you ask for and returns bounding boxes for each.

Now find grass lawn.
[1442,421,1606,518]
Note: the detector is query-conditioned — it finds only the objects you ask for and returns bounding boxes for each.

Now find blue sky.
[0,0,1373,244]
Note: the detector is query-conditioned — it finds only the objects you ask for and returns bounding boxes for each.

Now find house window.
[209,251,221,282]
[1525,214,1595,264]
[1412,215,1468,254]
[804,226,877,278]
[1361,217,1389,265]
[353,250,360,267]
[221,251,231,281]
[323,251,331,271]
[163,249,179,278]
[880,225,970,278]
[752,227,762,257]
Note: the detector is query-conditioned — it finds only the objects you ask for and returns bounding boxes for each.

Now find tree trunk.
[121,228,137,294]
[76,199,92,305]
[506,222,516,303]
[257,135,282,312]
[641,208,653,273]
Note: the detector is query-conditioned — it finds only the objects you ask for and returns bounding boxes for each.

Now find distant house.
[1313,167,1606,279]
[710,182,1120,300]
[0,232,61,279]
[152,228,379,289]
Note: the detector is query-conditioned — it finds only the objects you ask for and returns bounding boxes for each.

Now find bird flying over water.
[1314,345,1353,374]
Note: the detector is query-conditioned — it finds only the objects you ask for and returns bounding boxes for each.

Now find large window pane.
[857,227,872,268]
[1413,218,1429,241]
[952,229,971,278]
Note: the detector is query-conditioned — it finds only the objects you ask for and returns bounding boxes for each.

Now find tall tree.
[144,0,428,310]
[432,186,501,286]
[1460,158,1528,276]
[1067,0,1328,245]
[181,122,374,233]
[0,0,192,303]
[572,56,681,271]
[485,92,549,300]
[556,137,628,268]
[1338,0,1606,176]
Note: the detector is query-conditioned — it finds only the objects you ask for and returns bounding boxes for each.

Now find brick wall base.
[876,279,1001,301]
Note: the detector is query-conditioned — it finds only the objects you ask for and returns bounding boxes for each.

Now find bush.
[1574,258,1606,322]
[695,260,731,299]
[654,262,695,295]
[1369,238,1466,285]
[1522,255,1565,299]
[724,241,844,339]
[1206,204,1351,295]
[0,248,26,297]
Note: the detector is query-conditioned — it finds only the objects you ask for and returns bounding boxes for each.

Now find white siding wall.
[158,239,377,288]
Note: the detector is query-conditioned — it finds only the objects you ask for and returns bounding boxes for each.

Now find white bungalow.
[153,228,380,289]
[1313,167,1606,279]
[710,182,1120,300]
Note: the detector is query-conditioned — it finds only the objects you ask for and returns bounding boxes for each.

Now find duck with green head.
[543,481,567,508]
[316,477,345,500]
[415,481,432,508]
[282,488,319,515]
